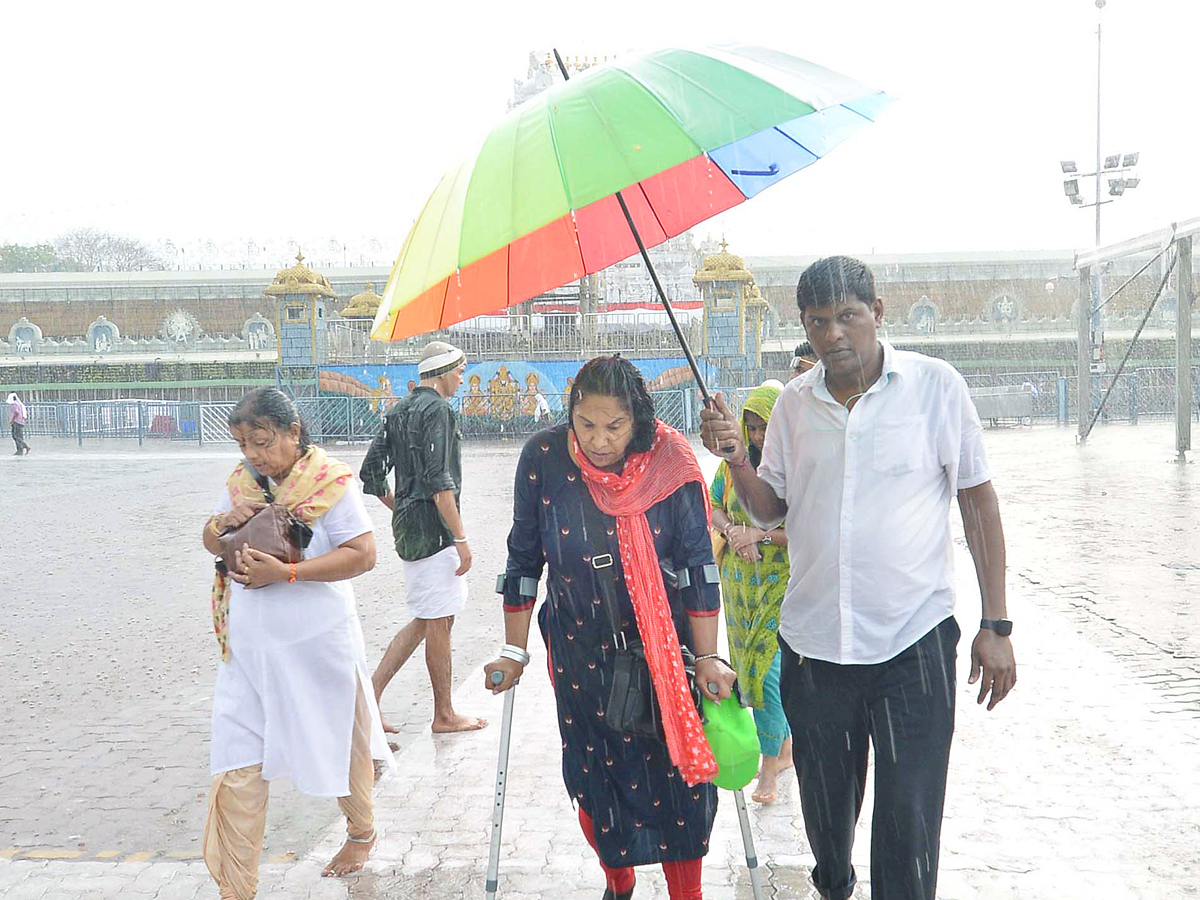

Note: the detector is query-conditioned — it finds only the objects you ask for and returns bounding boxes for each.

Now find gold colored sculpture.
[341,283,383,318]
[264,252,338,298]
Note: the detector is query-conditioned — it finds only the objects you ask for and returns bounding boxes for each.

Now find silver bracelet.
[453,535,469,543]
[499,644,531,666]
[694,653,721,663]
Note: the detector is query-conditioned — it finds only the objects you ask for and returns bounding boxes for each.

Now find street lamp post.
[1060,0,1140,435]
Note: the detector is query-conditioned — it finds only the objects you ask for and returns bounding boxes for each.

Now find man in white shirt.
[533,389,552,424]
[700,256,1016,900]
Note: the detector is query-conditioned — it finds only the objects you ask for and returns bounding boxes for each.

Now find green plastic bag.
[701,685,759,791]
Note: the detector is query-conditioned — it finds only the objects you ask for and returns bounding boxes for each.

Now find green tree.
[0,243,82,273]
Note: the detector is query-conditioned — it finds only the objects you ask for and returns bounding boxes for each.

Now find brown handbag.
[215,465,313,583]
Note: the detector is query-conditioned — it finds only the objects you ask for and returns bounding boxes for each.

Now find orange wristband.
[288,562,297,583]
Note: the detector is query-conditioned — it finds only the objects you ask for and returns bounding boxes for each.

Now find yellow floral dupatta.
[210,446,353,661]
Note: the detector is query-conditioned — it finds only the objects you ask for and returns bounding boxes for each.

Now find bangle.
[209,516,224,535]
[288,562,297,584]
[453,535,469,543]
[730,455,752,470]
[499,643,531,666]
[694,653,721,663]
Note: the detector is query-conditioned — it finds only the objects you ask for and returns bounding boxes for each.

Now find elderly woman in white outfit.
[201,388,393,899]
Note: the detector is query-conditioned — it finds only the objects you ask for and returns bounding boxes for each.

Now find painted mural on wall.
[319,358,693,424]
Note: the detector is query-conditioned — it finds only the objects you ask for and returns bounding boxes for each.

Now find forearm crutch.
[733,787,766,900]
[484,671,517,900]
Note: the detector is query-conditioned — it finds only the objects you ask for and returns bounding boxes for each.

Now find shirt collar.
[801,339,902,406]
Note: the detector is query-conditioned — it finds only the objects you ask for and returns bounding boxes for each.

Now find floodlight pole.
[1092,3,1105,371]
[1177,236,1193,457]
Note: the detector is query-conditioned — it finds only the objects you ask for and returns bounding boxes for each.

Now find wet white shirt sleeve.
[945,371,992,490]
[319,479,374,546]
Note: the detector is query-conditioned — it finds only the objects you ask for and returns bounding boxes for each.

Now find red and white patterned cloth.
[573,422,718,786]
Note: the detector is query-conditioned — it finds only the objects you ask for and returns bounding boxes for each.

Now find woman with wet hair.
[201,388,393,898]
[486,356,736,900]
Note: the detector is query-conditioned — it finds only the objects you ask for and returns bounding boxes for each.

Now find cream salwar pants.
[203,679,376,900]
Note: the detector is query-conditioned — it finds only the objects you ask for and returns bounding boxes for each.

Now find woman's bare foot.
[431,713,488,733]
[381,717,401,735]
[752,755,781,804]
[777,737,794,772]
[322,830,375,877]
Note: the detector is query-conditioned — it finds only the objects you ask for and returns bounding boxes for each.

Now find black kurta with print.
[503,425,720,867]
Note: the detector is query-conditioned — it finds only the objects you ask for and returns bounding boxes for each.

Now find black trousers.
[779,616,959,900]
[11,423,28,452]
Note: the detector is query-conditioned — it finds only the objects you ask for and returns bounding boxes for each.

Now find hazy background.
[3,0,1196,261]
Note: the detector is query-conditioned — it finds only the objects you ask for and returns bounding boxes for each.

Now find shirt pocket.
[872,415,937,476]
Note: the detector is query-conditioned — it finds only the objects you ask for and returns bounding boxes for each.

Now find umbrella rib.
[571,71,700,212]
[634,180,671,241]
[542,96,576,214]
[770,99,877,161]
[622,54,764,146]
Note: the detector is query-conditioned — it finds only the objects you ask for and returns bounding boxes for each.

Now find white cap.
[417,341,465,378]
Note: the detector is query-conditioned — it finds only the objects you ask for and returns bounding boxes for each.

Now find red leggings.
[577,806,703,900]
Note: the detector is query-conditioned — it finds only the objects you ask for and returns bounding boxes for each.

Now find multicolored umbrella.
[372,44,888,349]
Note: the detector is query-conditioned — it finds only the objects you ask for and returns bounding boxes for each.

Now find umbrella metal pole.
[554,47,730,449]
[612,191,714,405]
[732,788,766,900]
[485,676,518,900]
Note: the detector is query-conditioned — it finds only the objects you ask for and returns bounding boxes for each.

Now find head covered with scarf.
[740,379,783,468]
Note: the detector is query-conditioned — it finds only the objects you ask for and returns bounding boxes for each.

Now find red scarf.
[573,421,717,786]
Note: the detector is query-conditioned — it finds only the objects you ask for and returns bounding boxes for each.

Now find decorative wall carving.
[87,315,121,353]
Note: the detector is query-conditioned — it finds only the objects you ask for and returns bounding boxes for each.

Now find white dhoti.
[402,546,469,619]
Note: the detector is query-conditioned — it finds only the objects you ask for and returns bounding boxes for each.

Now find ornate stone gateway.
[694,242,768,389]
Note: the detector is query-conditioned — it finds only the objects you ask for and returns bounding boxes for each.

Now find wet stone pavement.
[1,421,1198,898]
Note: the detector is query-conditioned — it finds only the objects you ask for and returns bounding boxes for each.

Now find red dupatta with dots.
[572,421,717,786]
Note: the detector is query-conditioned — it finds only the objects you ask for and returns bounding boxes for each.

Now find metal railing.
[19,365,1198,447]
[20,390,695,446]
[325,314,704,364]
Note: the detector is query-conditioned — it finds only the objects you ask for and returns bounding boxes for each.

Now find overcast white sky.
[3,0,1197,261]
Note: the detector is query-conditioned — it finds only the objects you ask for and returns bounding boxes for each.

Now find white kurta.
[209,478,394,797]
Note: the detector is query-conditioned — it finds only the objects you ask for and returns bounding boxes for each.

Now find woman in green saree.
[709,380,793,804]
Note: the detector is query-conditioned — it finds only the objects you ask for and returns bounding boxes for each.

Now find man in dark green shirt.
[360,341,486,735]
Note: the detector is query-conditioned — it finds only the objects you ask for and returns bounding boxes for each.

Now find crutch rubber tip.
[490,671,505,686]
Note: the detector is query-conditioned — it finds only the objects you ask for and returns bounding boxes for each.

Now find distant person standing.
[7,393,29,455]
[789,342,816,380]
[533,388,552,425]
[360,341,487,736]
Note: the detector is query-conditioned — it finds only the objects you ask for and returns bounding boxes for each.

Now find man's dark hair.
[796,256,876,316]
[228,387,312,452]
[793,341,814,359]
[568,355,656,454]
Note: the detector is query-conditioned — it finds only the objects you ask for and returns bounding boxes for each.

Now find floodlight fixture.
[1122,152,1139,167]
[1124,176,1140,189]
[1104,154,1122,169]
[1063,179,1080,197]
[1108,179,1126,196]
[1070,195,1084,205]
[1061,160,1077,174]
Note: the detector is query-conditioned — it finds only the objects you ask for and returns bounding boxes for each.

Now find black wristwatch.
[980,618,1013,637]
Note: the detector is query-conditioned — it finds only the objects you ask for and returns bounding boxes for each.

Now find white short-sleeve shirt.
[757,341,992,664]
[213,475,374,649]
